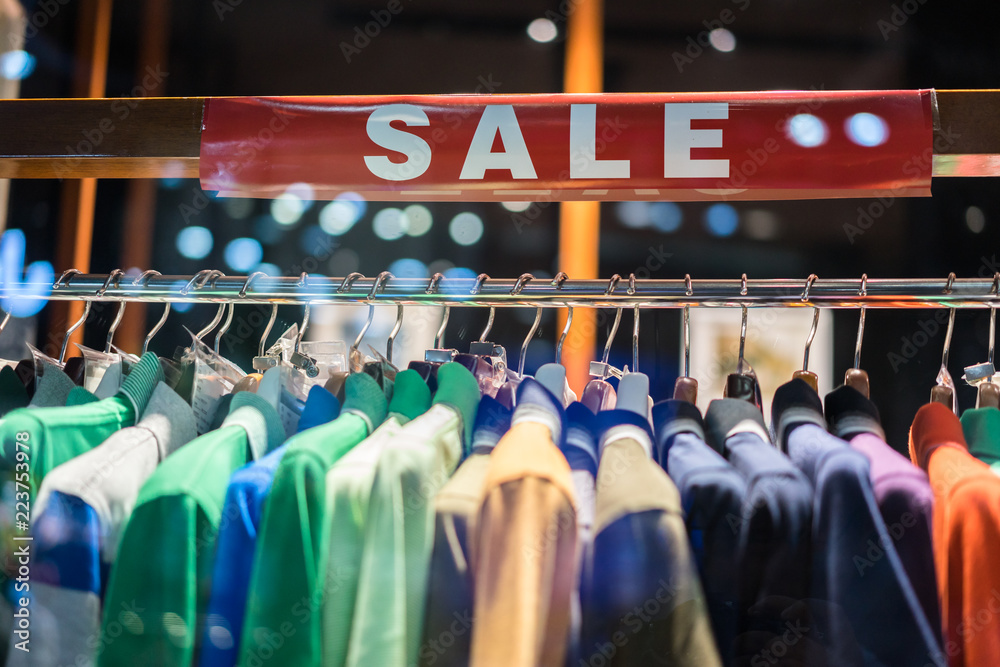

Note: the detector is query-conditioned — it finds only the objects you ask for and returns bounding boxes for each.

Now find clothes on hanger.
[237,374,387,667]
[10,286,1000,667]
[772,379,942,665]
[320,372,428,667]
[468,379,577,667]
[826,384,941,634]
[1,352,163,491]
[98,391,284,667]
[652,399,747,666]
[583,408,721,667]
[345,363,477,667]
[910,403,1000,666]
[8,382,196,667]
[419,395,511,667]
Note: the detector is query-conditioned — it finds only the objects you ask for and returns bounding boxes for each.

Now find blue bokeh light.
[650,202,683,233]
[703,203,739,237]
[786,114,828,148]
[845,113,890,147]
[0,51,35,80]
[224,237,264,271]
[176,226,213,259]
[388,258,429,279]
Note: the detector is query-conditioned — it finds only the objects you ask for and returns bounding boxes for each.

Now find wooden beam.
[0,90,998,180]
[0,97,203,178]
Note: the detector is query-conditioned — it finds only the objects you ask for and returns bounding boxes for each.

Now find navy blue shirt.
[653,400,746,666]
[774,379,944,666]
[704,399,813,652]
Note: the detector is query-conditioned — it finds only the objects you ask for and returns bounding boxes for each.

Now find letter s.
[364,104,432,181]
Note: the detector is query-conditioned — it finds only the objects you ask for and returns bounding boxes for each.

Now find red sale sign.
[199,90,934,201]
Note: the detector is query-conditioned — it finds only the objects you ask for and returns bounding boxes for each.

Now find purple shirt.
[850,432,939,636]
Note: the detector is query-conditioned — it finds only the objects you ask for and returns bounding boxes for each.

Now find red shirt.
[910,403,1000,666]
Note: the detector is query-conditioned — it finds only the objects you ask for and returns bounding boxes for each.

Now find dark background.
[7,0,1000,451]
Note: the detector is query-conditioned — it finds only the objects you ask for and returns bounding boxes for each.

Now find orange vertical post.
[559,0,604,394]
[51,0,112,356]
[118,0,170,353]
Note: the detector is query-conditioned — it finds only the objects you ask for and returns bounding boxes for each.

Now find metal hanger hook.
[102,270,127,353]
[470,273,496,342]
[181,269,224,296]
[737,304,749,375]
[338,272,365,293]
[387,304,404,365]
[352,271,391,355]
[193,271,227,342]
[132,271,168,355]
[240,271,268,298]
[989,272,999,368]
[632,303,640,373]
[295,273,310,353]
[941,274,957,370]
[53,268,83,290]
[802,275,820,371]
[59,301,92,365]
[854,274,868,369]
[511,273,533,296]
[601,275,623,369]
[553,272,571,364]
[518,307,543,376]
[214,303,235,355]
[511,275,538,376]
[427,273,449,349]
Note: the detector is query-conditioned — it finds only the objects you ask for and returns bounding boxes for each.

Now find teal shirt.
[97,392,284,667]
[346,363,479,667]
[321,370,432,667]
[0,352,162,491]
[238,373,388,667]
[960,407,1000,474]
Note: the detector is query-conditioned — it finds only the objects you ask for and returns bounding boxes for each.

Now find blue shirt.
[653,400,746,667]
[199,445,290,667]
[785,423,944,666]
[704,399,813,648]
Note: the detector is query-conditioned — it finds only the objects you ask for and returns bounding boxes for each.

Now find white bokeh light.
[527,18,558,43]
[449,212,484,246]
[373,208,409,241]
[786,114,829,148]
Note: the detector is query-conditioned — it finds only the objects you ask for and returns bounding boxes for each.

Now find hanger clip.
[425,348,457,363]
[289,350,320,378]
[252,354,279,371]
[589,360,623,380]
[963,362,996,386]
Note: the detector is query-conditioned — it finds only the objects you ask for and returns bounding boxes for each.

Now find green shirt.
[346,363,479,667]
[321,370,431,667]
[238,373,388,667]
[961,406,1000,474]
[1,352,163,491]
[97,391,284,667]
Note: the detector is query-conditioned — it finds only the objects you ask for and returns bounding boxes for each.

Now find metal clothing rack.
[18,271,1000,309]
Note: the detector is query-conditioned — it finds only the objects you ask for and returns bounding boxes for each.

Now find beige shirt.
[469,421,578,667]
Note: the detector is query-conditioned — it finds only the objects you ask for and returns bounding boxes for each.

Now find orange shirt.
[909,403,1000,667]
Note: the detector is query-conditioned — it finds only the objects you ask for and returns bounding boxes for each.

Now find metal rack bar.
[13,273,1000,309]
